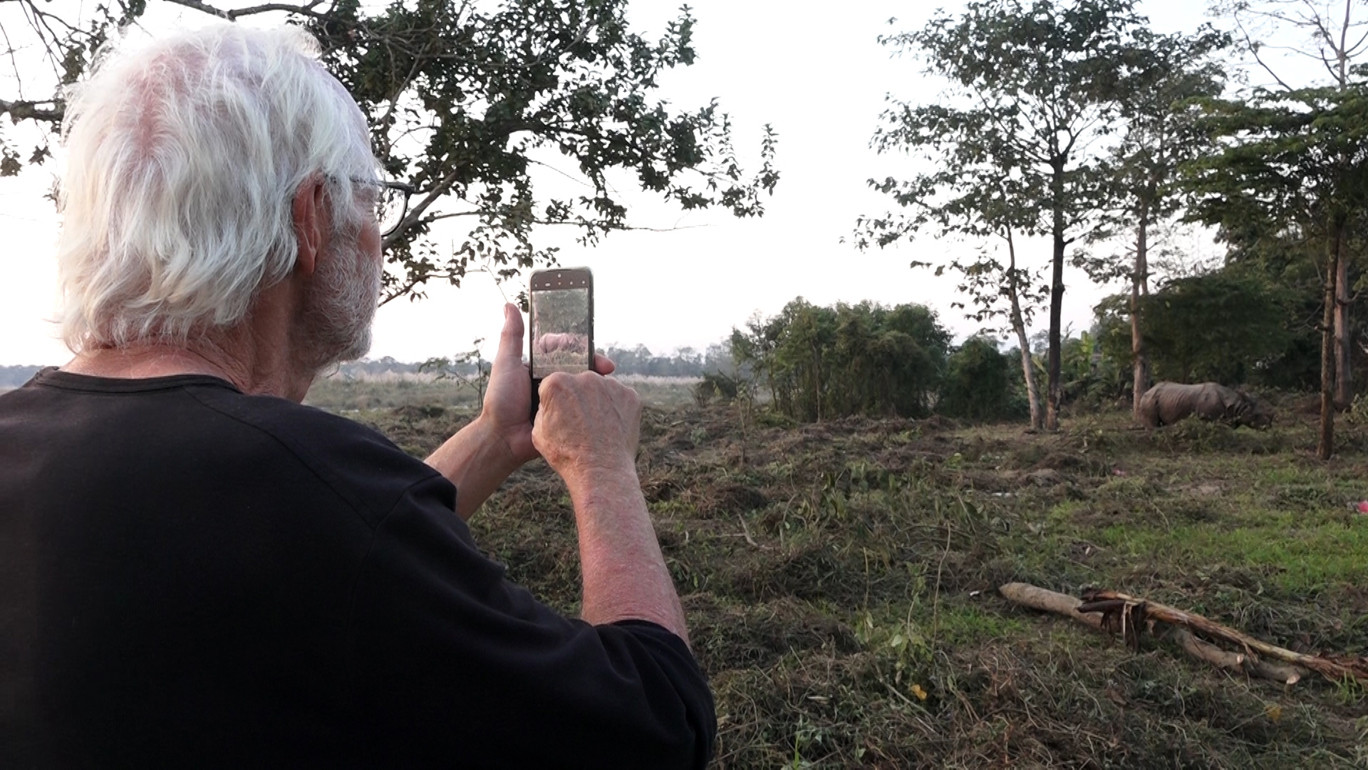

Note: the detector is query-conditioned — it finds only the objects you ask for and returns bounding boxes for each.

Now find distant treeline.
[328,345,728,381]
[598,344,730,378]
[0,347,721,389]
[0,365,44,388]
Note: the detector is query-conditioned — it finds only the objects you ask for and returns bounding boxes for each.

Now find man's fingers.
[593,353,616,376]
[495,303,525,368]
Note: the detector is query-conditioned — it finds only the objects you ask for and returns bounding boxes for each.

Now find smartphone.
[529,267,594,418]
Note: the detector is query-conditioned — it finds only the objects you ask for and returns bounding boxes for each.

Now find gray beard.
[299,234,382,371]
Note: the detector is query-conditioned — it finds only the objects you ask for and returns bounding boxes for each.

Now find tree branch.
[162,0,332,23]
[1078,587,1368,686]
[1000,583,1311,685]
[0,98,62,123]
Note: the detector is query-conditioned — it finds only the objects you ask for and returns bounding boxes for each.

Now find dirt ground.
[357,394,1368,768]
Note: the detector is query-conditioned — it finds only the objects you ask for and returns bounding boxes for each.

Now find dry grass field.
[328,379,1368,768]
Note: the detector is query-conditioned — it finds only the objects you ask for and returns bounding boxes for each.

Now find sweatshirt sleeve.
[347,474,716,769]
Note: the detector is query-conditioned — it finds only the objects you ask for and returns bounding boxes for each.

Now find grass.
[334,380,1368,768]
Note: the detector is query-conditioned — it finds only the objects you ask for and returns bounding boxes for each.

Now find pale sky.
[0,1,1258,367]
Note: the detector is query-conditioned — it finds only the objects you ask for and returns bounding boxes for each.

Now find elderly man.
[0,23,713,768]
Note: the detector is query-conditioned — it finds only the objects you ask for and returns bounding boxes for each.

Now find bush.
[939,337,1022,421]
[731,298,950,422]
[696,371,747,407]
[1095,270,1302,390]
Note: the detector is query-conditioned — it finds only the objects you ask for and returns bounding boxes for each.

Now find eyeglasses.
[349,177,414,238]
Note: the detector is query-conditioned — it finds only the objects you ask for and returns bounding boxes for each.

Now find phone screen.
[529,268,593,380]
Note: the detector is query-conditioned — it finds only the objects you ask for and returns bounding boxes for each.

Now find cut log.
[998,583,1103,629]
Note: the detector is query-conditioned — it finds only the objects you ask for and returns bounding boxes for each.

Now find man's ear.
[291,177,329,277]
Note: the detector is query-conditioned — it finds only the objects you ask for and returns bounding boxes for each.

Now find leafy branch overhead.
[0,0,779,303]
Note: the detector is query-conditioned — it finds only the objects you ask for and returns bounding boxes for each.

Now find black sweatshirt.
[0,369,714,769]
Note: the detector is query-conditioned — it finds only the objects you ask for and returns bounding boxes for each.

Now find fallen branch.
[1079,588,1368,686]
[1169,627,1306,685]
[998,583,1320,686]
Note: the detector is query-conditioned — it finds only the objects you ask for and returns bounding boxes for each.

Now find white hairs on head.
[56,21,378,352]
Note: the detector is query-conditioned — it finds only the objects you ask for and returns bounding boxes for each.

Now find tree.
[855,96,1049,429]
[0,0,777,302]
[1211,0,1368,406]
[1214,216,1332,390]
[1214,0,1368,90]
[857,0,1152,432]
[1182,83,1368,458]
[766,299,837,422]
[1056,329,1128,407]
[938,336,1021,421]
[729,311,781,406]
[1088,25,1229,422]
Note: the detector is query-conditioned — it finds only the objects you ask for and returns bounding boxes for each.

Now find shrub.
[939,337,1021,421]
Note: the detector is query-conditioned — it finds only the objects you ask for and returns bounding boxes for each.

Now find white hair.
[56,22,378,352]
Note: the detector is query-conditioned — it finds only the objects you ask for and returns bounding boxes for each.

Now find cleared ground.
[338,383,1368,768]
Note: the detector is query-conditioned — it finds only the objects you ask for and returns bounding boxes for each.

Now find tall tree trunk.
[811,340,822,423]
[1319,234,1340,460]
[1332,9,1354,412]
[1130,207,1152,423]
[1047,237,1064,432]
[1004,226,1043,430]
[1046,158,1067,432]
[1335,242,1352,409]
[1016,326,1042,430]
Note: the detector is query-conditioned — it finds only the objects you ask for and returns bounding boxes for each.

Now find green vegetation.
[1095,271,1304,388]
[730,299,950,422]
[939,336,1024,421]
[850,0,1368,455]
[343,384,1368,767]
[857,0,1232,433]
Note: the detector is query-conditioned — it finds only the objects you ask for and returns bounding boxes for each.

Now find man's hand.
[484,303,617,463]
[424,303,618,520]
[530,361,689,645]
[531,370,639,488]
[478,303,539,468]
[429,304,686,641]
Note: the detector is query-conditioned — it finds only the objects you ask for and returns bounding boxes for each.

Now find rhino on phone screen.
[533,332,588,356]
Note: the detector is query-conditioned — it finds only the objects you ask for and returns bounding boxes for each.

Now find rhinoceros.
[1137,381,1273,429]
[532,331,588,356]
